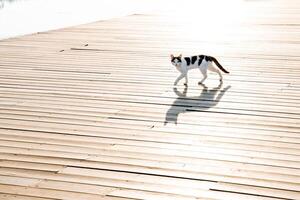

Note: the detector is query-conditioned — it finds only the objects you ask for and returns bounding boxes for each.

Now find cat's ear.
[178,54,182,58]
[170,54,174,59]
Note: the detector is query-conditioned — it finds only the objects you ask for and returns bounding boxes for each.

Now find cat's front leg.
[174,73,186,86]
[184,75,188,86]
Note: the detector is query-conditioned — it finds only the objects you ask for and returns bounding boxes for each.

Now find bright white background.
[0,0,155,39]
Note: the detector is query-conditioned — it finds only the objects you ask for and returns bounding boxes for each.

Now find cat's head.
[170,54,182,67]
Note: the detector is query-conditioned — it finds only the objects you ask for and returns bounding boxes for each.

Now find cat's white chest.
[175,65,182,72]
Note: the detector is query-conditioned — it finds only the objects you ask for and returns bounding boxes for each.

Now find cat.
[170,54,229,86]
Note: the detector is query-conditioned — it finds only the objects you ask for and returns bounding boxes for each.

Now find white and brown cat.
[171,54,229,85]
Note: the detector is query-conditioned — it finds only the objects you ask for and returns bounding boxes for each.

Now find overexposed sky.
[1,0,272,40]
[0,0,155,39]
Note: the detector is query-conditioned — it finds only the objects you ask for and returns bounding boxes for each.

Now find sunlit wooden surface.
[0,0,300,199]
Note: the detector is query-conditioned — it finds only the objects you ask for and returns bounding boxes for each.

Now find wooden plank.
[0,126,299,155]
[1,150,298,179]
[0,184,124,200]
[0,193,57,200]
[0,175,41,187]
[0,130,299,163]
[1,145,300,191]
[1,133,300,168]
[0,168,288,200]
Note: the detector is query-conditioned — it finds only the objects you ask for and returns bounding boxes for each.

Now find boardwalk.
[0,0,300,199]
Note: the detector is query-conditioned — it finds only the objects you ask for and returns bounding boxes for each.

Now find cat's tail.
[211,57,229,74]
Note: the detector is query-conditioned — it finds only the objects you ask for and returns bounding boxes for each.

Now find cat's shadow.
[164,82,231,125]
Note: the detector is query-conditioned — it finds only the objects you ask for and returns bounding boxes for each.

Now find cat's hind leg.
[198,69,207,84]
[208,63,223,82]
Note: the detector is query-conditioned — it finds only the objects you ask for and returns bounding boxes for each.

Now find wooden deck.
[0,0,300,199]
